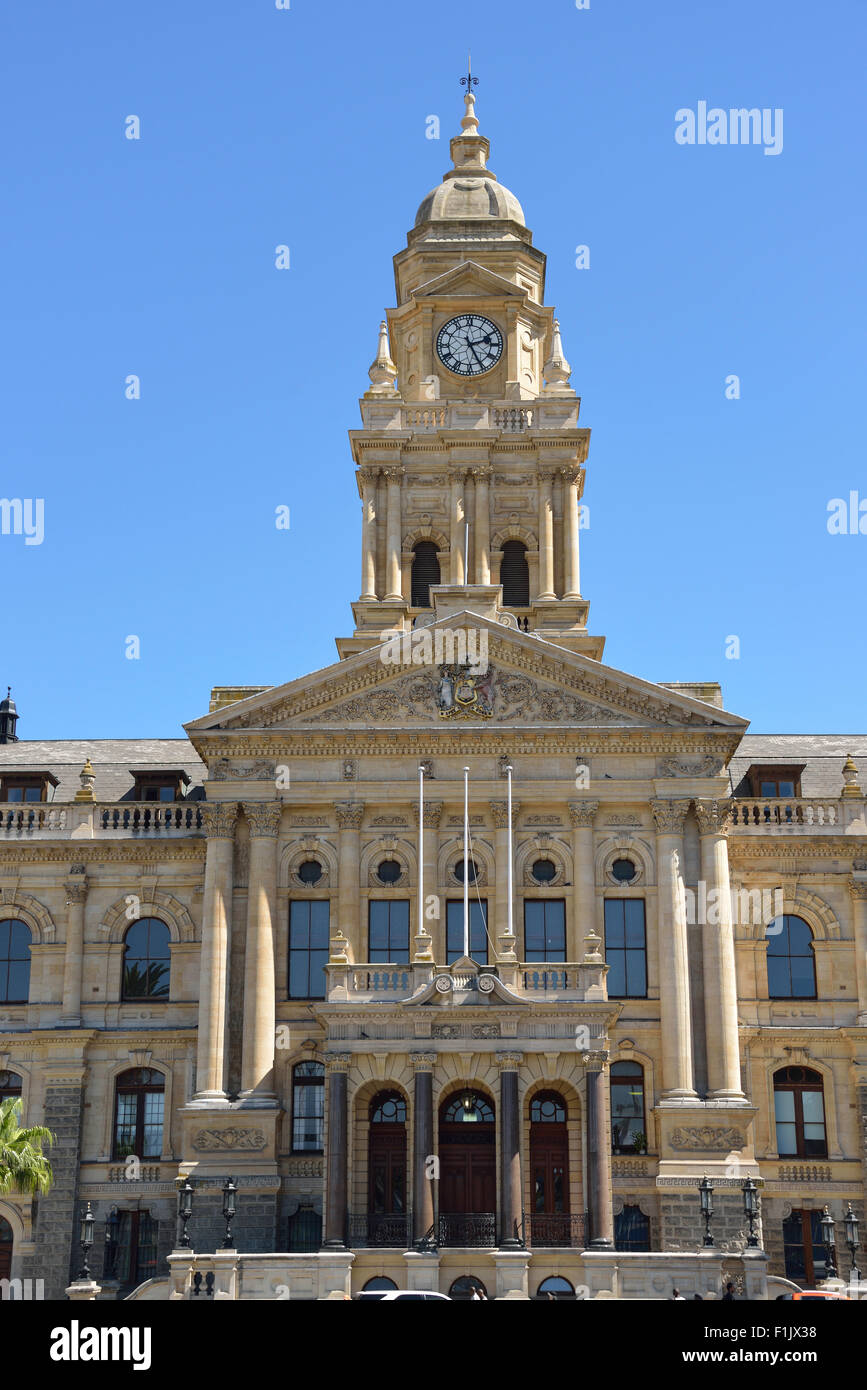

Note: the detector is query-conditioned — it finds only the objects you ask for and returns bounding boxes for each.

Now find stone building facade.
[0,91,865,1300]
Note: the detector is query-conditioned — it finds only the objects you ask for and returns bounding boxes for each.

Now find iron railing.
[347,1214,410,1248]
[437,1213,497,1248]
[525,1213,589,1248]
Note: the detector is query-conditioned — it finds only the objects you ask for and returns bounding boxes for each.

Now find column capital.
[410,1051,438,1072]
[65,879,89,905]
[419,800,444,829]
[490,799,520,829]
[202,802,239,839]
[382,465,405,482]
[651,798,691,834]
[470,465,492,481]
[568,799,599,828]
[335,801,364,830]
[582,1049,610,1073]
[495,1051,523,1071]
[848,876,867,902]
[358,467,381,486]
[325,1053,352,1075]
[242,802,282,837]
[538,467,557,484]
[558,465,582,486]
[694,799,732,836]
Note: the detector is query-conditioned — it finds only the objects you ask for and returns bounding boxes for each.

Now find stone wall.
[658,1188,761,1254]
[27,1082,85,1299]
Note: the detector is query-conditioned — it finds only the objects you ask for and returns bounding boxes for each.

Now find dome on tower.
[414,89,526,229]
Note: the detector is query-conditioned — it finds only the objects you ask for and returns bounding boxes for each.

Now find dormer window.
[745,765,805,799]
[0,772,58,803]
[130,770,191,803]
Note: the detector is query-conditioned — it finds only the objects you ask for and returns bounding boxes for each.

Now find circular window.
[454,858,478,884]
[532,858,556,884]
[298,860,323,885]
[611,858,637,883]
[377,859,402,885]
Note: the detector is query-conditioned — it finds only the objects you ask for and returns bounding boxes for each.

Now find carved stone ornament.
[201,802,239,839]
[243,803,282,837]
[569,800,600,828]
[669,1126,745,1152]
[210,760,275,782]
[694,800,733,836]
[437,665,495,721]
[422,801,444,829]
[658,757,724,778]
[651,799,691,835]
[490,800,520,829]
[335,802,364,830]
[192,1128,267,1152]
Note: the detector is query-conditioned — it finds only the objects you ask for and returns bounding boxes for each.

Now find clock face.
[436,314,504,377]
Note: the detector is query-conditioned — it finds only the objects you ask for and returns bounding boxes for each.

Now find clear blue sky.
[3,0,864,738]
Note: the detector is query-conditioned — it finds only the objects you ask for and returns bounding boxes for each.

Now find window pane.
[625,949,646,997]
[776,1122,798,1156]
[606,953,626,997]
[446,901,488,964]
[524,901,545,957]
[779,781,795,798]
[624,900,646,943]
[801,1091,825,1123]
[767,957,790,996]
[760,782,776,797]
[6,961,29,1001]
[310,901,330,946]
[790,956,816,997]
[774,1091,796,1122]
[604,900,625,946]
[544,902,566,958]
[124,921,149,958]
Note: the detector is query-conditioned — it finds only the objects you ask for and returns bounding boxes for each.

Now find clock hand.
[468,342,484,368]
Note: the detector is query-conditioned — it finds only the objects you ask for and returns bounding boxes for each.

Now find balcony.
[326,958,607,1005]
[347,1214,410,1248]
[0,800,204,839]
[525,1213,588,1249]
[357,398,585,436]
[729,798,845,833]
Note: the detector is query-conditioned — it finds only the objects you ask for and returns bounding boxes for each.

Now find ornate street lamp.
[820,1205,837,1280]
[103,1205,120,1277]
[222,1177,237,1250]
[843,1203,860,1282]
[176,1177,195,1248]
[78,1201,95,1280]
[742,1177,760,1248]
[699,1177,715,1248]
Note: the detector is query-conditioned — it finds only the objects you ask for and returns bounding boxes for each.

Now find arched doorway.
[366,1091,408,1246]
[0,1216,13,1283]
[438,1090,496,1247]
[529,1091,572,1246]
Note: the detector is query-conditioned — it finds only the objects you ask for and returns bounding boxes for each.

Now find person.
[692,1293,704,1301]
[670,1288,686,1300]
[722,1282,736,1301]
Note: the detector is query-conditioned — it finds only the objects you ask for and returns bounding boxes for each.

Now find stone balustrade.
[0,801,203,838]
[360,399,585,434]
[327,960,606,1003]
[730,797,844,831]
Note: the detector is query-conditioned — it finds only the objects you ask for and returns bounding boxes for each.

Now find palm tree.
[0,1097,54,1195]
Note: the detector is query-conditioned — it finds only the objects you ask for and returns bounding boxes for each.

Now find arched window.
[0,920,31,1004]
[291,1061,324,1152]
[365,1090,408,1246]
[536,1276,576,1300]
[411,541,440,608]
[362,1275,397,1293]
[286,1201,321,1253]
[122,918,170,1001]
[0,1070,23,1103]
[766,915,816,999]
[0,1216,13,1284]
[530,1091,571,1245]
[530,1093,567,1124]
[774,1066,827,1158]
[449,1275,488,1300]
[501,540,529,607]
[610,1061,646,1153]
[113,1067,165,1160]
[615,1205,651,1251]
[442,1092,495,1124]
[370,1092,407,1124]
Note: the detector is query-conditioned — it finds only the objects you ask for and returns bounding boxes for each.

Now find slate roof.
[730,736,867,798]
[0,740,206,803]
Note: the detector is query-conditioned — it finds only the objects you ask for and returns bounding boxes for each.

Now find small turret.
[0,688,19,744]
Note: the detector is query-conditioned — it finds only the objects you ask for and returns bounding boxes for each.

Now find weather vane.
[460,53,478,97]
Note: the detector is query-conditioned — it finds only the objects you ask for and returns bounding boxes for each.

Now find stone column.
[695,799,745,1100]
[651,799,697,1100]
[569,800,599,961]
[849,875,867,1024]
[497,1053,524,1248]
[421,800,443,962]
[59,876,89,1025]
[323,1054,350,1248]
[411,1053,437,1246]
[335,802,364,961]
[449,469,466,585]
[584,1049,614,1248]
[383,466,404,600]
[239,803,281,1102]
[561,466,581,598]
[490,799,520,951]
[359,468,379,599]
[195,802,238,1101]
[472,466,491,585]
[537,469,556,599]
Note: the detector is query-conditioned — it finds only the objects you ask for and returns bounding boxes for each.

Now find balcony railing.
[438,1213,497,1248]
[328,958,607,1004]
[0,805,68,833]
[729,798,842,831]
[347,1214,409,1248]
[525,1213,588,1249]
[0,800,204,838]
[100,804,204,833]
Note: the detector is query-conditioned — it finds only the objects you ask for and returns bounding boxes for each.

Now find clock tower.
[337,85,604,662]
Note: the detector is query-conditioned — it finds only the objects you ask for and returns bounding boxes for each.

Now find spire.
[541,320,576,397]
[364,320,398,398]
[448,58,491,179]
[0,687,18,744]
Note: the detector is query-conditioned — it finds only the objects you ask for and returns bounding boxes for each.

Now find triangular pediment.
[185,615,747,747]
[408,260,529,303]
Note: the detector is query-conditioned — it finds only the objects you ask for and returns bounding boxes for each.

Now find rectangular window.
[603,899,647,997]
[289,900,330,999]
[446,900,488,964]
[368,900,410,964]
[524,900,567,962]
[774,1089,798,1156]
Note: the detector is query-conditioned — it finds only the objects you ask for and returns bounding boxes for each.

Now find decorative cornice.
[334,802,364,830]
[201,803,239,839]
[0,843,206,865]
[694,799,733,836]
[651,799,691,835]
[242,803,282,838]
[568,799,599,828]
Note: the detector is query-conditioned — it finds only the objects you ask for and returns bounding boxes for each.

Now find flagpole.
[506,764,514,939]
[418,763,424,953]
[463,766,470,958]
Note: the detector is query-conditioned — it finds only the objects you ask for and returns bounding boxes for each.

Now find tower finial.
[459,54,479,135]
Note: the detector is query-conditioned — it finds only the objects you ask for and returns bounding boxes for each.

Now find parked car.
[775,1289,851,1300]
[355,1289,451,1301]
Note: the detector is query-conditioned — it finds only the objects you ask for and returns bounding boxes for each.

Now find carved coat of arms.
[437,665,494,720]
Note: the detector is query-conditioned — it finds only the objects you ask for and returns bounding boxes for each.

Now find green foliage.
[0,1096,55,1195]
